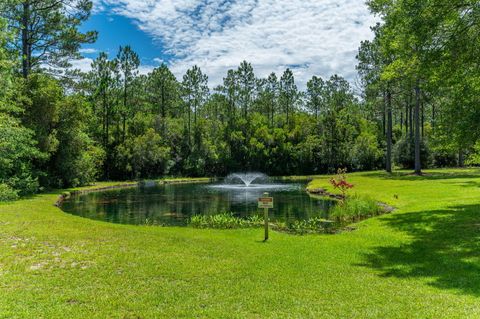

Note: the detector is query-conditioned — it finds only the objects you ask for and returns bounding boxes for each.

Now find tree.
[117,45,139,141]
[181,65,209,137]
[357,25,394,173]
[0,15,41,197]
[236,61,256,119]
[306,75,325,121]
[87,52,119,177]
[148,64,179,120]
[279,68,297,126]
[22,73,62,160]
[2,0,97,77]
[264,73,279,127]
[221,69,238,127]
[51,95,104,187]
[367,0,438,175]
[117,128,171,179]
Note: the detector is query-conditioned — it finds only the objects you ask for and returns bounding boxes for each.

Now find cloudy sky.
[76,0,377,88]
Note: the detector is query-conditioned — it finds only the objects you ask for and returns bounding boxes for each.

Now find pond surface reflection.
[61,180,334,226]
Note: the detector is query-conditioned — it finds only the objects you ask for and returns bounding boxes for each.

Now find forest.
[0,0,479,200]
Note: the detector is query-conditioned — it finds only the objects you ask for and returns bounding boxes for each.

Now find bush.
[393,136,431,169]
[0,183,19,201]
[329,195,384,223]
[7,173,39,196]
[466,141,480,166]
[351,121,383,170]
[430,142,458,167]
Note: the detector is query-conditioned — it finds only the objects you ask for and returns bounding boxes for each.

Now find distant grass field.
[1,170,480,318]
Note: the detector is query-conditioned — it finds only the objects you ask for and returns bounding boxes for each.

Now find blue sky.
[79,13,173,66]
[75,0,377,88]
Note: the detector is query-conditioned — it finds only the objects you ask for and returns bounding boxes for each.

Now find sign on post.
[258,196,273,209]
[259,192,273,241]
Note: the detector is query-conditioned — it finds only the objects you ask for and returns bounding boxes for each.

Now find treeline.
[1,0,479,200]
[81,52,383,180]
[358,0,480,174]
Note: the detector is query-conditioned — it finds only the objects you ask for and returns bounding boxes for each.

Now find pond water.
[60,180,335,226]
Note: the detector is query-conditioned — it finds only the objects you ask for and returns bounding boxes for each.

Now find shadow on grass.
[359,204,480,296]
[458,181,480,188]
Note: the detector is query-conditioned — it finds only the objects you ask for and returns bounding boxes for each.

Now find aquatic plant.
[189,213,263,229]
[329,195,384,223]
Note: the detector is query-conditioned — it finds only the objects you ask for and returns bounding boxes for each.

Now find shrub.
[7,173,39,196]
[351,121,383,171]
[393,136,431,169]
[329,195,384,223]
[0,183,19,201]
[329,168,354,200]
[466,141,480,166]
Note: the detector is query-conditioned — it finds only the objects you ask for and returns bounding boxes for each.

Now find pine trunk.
[386,89,393,173]
[414,82,422,175]
[21,1,30,78]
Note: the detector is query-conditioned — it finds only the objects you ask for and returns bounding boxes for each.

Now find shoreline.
[54,177,213,207]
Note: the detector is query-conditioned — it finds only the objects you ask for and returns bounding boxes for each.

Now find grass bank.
[1,169,480,318]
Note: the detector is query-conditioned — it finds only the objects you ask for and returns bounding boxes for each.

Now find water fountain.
[208,172,295,203]
[207,172,293,193]
[224,172,268,187]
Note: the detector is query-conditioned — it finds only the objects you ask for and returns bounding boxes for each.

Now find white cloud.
[79,48,99,54]
[69,57,155,75]
[94,0,377,88]
[153,57,164,64]
[138,65,155,75]
[70,57,94,73]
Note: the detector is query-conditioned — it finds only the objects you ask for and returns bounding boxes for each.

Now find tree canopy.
[1,0,479,199]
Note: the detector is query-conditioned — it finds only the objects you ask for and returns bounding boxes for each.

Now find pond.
[60,179,335,227]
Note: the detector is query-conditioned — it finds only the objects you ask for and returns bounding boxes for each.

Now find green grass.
[1,169,480,318]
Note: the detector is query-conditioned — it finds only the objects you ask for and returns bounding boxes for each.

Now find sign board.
[258,196,274,209]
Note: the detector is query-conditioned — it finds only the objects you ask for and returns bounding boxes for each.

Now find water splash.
[209,172,292,193]
[224,172,268,187]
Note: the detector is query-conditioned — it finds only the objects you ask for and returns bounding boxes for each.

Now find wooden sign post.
[258,192,273,241]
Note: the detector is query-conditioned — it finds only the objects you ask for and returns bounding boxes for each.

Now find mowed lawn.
[1,170,480,318]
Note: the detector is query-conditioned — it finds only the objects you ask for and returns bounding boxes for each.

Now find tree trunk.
[21,1,30,78]
[458,149,464,167]
[271,102,274,127]
[286,101,289,127]
[122,114,126,142]
[386,89,393,173]
[103,91,107,148]
[382,94,386,136]
[161,85,165,118]
[123,82,127,142]
[432,103,435,132]
[421,100,425,138]
[409,91,414,141]
[400,111,403,131]
[405,101,408,135]
[414,82,422,175]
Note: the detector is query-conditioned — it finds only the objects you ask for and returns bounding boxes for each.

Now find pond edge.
[54,178,214,207]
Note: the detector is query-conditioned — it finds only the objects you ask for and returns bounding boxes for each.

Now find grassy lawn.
[1,170,480,318]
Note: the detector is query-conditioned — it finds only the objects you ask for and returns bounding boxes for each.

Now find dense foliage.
[358,0,480,173]
[1,0,479,198]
